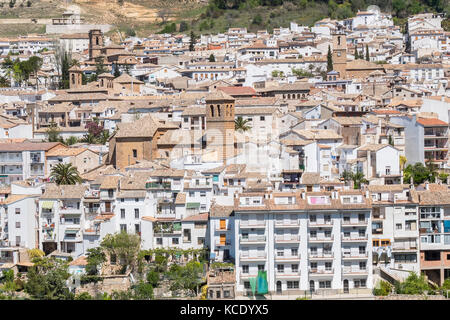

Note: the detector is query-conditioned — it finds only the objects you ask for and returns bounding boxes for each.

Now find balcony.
[158,197,174,205]
[392,245,417,252]
[59,207,81,214]
[240,221,265,229]
[240,253,267,261]
[189,181,212,189]
[275,271,301,278]
[342,252,369,260]
[341,234,368,242]
[85,207,100,214]
[342,219,368,226]
[215,240,232,247]
[342,267,368,275]
[146,182,171,190]
[309,268,334,276]
[42,233,56,241]
[275,235,300,243]
[308,235,334,243]
[309,252,334,260]
[274,254,300,262]
[41,222,55,229]
[240,272,257,279]
[240,235,266,244]
[308,220,334,228]
[275,220,300,228]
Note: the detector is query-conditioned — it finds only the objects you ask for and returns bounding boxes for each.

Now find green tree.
[189,31,196,51]
[179,21,189,32]
[50,163,82,185]
[351,171,368,189]
[146,270,160,287]
[113,67,121,78]
[365,44,370,61]
[404,162,434,185]
[208,54,216,62]
[80,133,97,144]
[327,45,333,72]
[373,280,392,296]
[100,232,141,274]
[24,257,74,300]
[132,281,154,300]
[396,272,430,295]
[340,170,353,183]
[64,136,78,146]
[46,122,63,142]
[252,13,263,25]
[234,116,251,132]
[86,247,106,276]
[75,292,93,300]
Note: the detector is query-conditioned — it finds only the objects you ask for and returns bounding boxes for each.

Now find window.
[244,281,251,289]
[134,208,139,219]
[359,261,366,270]
[135,224,140,234]
[132,149,137,158]
[15,208,20,214]
[260,116,265,121]
[310,230,317,238]
[325,215,331,223]
[277,265,284,273]
[359,246,365,254]
[200,191,206,197]
[287,281,299,289]
[309,215,316,223]
[277,249,284,257]
[310,262,317,270]
[216,291,221,299]
[325,262,332,271]
[359,229,365,237]
[121,209,125,219]
[120,224,126,232]
[258,264,265,271]
[319,281,331,288]
[189,191,195,197]
[15,222,20,228]
[292,264,299,273]
[396,223,402,230]
[135,198,139,202]
[381,240,391,246]
[291,248,298,257]
[120,198,124,203]
[310,247,317,255]
[172,238,179,245]
[224,290,230,298]
[325,230,331,238]
[197,237,205,245]
[242,265,249,274]
[156,238,162,245]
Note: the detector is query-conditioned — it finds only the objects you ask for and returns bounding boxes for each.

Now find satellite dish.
[367,5,380,14]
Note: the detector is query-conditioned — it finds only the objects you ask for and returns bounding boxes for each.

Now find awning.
[186,202,200,209]
[65,229,79,234]
[41,201,54,210]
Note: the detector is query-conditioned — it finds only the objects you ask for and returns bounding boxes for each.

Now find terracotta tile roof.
[217,86,257,96]
[69,256,88,266]
[41,184,88,199]
[0,142,61,152]
[182,212,208,222]
[416,117,448,127]
[175,192,186,204]
[99,176,121,189]
[210,204,234,218]
[301,172,320,185]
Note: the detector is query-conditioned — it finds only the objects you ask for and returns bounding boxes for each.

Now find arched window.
[71,73,75,85]
[96,36,99,46]
[337,36,341,46]
[217,105,221,117]
[210,105,214,117]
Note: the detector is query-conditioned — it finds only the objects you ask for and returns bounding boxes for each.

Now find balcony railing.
[275,220,300,227]
[341,234,368,241]
[146,182,171,189]
[240,253,267,260]
[342,252,369,259]
[84,190,100,198]
[275,254,300,261]
[275,271,301,277]
[308,220,334,227]
[308,235,334,242]
[60,207,81,214]
[240,221,265,228]
[240,235,266,243]
[342,267,368,274]
[309,268,334,274]
[215,240,232,247]
[275,235,300,242]
[342,219,368,226]
[309,252,334,259]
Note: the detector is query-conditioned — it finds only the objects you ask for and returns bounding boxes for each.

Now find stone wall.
[376,294,448,300]
[46,24,111,34]
[75,275,131,296]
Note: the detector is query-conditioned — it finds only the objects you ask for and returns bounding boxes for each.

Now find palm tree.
[351,171,368,189]
[50,163,82,185]
[234,117,251,132]
[99,130,110,145]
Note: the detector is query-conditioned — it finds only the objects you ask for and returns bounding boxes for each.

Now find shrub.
[373,280,392,296]
[396,273,430,295]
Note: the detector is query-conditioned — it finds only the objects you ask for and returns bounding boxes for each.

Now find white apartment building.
[232,191,373,296]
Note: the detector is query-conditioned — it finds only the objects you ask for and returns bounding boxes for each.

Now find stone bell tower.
[205,91,236,162]
[332,31,347,79]
[68,65,83,89]
[89,29,103,61]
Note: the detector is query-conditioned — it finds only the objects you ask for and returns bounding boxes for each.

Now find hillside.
[0,0,448,37]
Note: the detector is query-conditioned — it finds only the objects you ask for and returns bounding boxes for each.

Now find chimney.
[425,181,429,190]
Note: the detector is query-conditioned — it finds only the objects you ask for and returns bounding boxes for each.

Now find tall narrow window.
[217,105,221,117]
[210,105,214,117]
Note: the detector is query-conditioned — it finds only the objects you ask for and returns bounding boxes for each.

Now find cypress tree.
[327,45,333,72]
[365,44,370,61]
